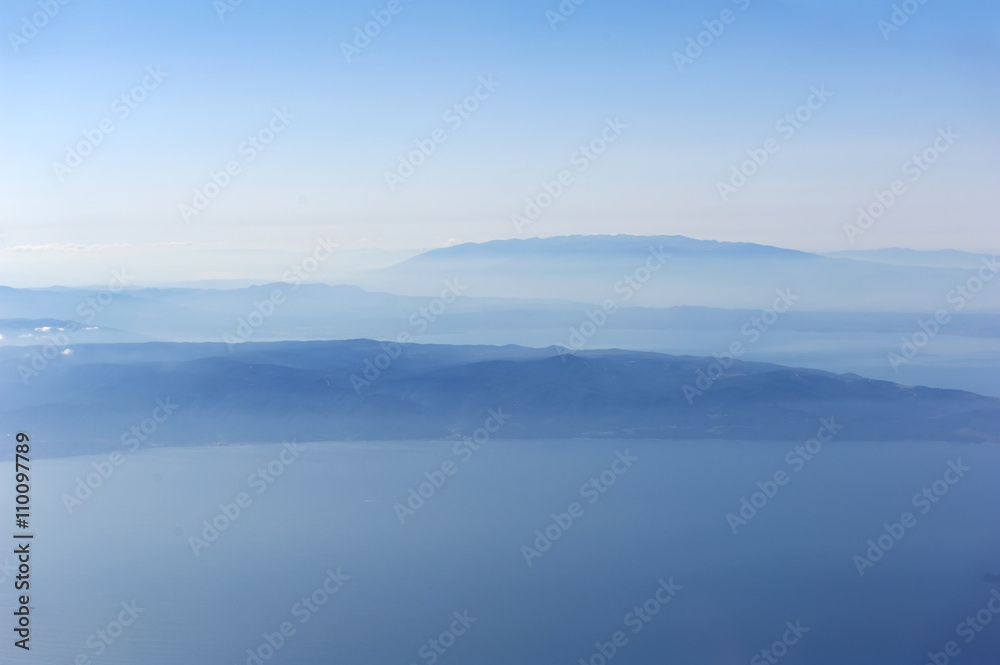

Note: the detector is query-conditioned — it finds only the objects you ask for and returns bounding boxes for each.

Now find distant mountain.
[355,235,999,312]
[402,234,812,262]
[0,283,578,344]
[2,339,996,456]
[4,282,999,346]
[3,282,1000,398]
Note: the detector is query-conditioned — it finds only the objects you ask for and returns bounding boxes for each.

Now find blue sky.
[1,0,998,284]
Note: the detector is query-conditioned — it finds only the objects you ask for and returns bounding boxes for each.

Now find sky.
[1,0,998,285]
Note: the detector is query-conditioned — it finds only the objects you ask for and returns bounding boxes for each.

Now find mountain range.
[355,235,999,311]
[2,339,996,457]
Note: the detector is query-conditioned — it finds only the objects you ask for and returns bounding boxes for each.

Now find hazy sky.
[1,0,998,284]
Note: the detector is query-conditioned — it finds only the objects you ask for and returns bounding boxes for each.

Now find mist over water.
[4,439,998,664]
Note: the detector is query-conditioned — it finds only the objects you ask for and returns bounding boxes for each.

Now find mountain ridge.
[3,339,996,455]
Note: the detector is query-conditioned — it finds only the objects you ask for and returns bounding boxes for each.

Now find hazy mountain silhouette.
[357,235,998,311]
[3,284,998,344]
[3,339,996,456]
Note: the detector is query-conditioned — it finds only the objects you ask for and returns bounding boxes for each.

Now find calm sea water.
[2,439,999,664]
